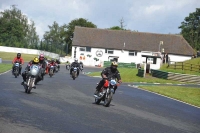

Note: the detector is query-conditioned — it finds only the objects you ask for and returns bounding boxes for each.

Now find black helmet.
[17,53,21,58]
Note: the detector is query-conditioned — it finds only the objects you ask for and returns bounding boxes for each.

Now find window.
[129,51,137,56]
[105,49,114,54]
[86,47,91,52]
[79,47,86,51]
[79,47,91,52]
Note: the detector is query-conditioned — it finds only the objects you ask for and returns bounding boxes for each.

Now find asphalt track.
[0,64,200,133]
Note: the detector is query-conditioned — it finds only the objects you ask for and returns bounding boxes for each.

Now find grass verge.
[0,51,39,62]
[0,64,12,73]
[88,68,200,107]
[139,86,200,107]
[88,68,182,84]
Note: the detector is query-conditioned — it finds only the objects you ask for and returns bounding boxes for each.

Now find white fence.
[0,46,59,59]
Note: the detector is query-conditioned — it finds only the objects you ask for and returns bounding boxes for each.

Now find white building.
[71,26,195,69]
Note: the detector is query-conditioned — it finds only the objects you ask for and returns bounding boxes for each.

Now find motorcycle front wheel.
[104,92,113,107]
[27,78,34,94]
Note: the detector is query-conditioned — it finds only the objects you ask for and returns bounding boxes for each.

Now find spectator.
[166,53,169,63]
[197,50,200,57]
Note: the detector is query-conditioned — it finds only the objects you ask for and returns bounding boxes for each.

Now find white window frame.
[105,49,114,54]
[79,47,86,51]
[79,47,91,52]
[129,51,137,56]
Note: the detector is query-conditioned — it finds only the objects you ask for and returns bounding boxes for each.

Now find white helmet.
[74,58,78,63]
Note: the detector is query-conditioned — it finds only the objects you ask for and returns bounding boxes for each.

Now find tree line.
[0,6,199,56]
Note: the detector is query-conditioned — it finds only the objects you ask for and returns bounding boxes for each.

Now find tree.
[0,5,39,48]
[179,8,200,50]
[109,26,123,30]
[65,18,97,54]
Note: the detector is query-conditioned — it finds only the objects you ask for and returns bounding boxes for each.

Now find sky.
[0,0,200,39]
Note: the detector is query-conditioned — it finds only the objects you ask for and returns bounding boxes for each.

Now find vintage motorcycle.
[24,64,40,94]
[79,64,83,71]
[54,63,59,73]
[13,61,20,78]
[71,67,78,80]
[94,78,120,107]
[49,64,54,77]
[66,64,70,70]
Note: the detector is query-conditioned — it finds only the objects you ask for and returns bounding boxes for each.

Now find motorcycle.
[49,64,54,77]
[66,64,70,70]
[79,64,83,71]
[54,63,59,73]
[94,78,120,107]
[13,62,20,78]
[24,64,40,94]
[71,67,78,80]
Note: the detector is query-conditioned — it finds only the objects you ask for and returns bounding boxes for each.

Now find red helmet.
[39,54,44,60]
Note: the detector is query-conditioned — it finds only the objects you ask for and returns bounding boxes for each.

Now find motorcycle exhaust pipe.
[93,95,99,98]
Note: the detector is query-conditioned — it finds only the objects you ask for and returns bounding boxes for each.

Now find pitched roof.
[72,26,195,56]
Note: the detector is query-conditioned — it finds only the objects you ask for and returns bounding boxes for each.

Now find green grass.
[0,63,12,73]
[160,58,200,76]
[88,68,181,84]
[0,51,39,62]
[139,86,200,107]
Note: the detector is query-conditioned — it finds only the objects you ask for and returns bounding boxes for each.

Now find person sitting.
[21,57,42,86]
[12,53,24,74]
[94,61,122,95]
[70,58,80,77]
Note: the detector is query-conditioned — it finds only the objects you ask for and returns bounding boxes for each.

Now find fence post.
[182,62,183,70]
[199,65,200,73]
[174,62,176,70]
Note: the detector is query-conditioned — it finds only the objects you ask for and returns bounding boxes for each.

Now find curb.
[128,85,200,109]
[0,69,11,75]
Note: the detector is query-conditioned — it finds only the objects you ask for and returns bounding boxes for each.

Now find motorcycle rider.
[66,61,70,69]
[21,57,42,86]
[12,53,24,74]
[55,59,60,70]
[38,54,46,78]
[49,59,56,72]
[79,61,84,70]
[70,58,80,77]
[94,61,122,95]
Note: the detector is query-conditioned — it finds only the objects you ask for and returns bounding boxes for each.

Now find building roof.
[72,26,195,56]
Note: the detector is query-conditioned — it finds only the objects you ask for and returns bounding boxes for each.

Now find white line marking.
[154,83,160,84]
[134,87,200,109]
[0,69,11,75]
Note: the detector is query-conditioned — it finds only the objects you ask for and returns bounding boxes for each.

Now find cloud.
[0,0,200,38]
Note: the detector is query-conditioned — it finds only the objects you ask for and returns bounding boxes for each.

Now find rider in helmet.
[70,58,80,77]
[79,61,84,69]
[94,61,122,95]
[38,54,46,78]
[21,57,40,85]
[12,53,24,74]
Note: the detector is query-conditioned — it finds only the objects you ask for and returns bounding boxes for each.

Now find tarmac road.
[0,65,200,133]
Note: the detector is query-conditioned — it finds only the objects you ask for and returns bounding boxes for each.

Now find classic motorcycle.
[49,64,54,77]
[54,63,59,73]
[71,67,78,80]
[79,64,83,71]
[24,64,40,94]
[94,78,120,107]
[66,64,70,70]
[13,62,20,78]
